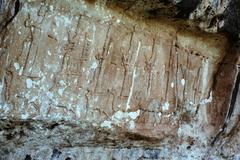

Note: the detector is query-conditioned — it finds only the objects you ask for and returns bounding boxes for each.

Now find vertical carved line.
[146,38,156,98]
[193,66,201,104]
[174,44,179,109]
[182,51,189,103]
[120,31,134,96]
[22,27,34,75]
[126,41,141,111]
[30,46,38,76]
[94,25,111,92]
[164,40,173,101]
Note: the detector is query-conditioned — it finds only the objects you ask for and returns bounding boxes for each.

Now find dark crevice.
[46,123,59,130]
[211,66,240,146]
[106,0,201,19]
[175,0,200,18]
[210,122,226,146]
[227,66,240,119]
[51,148,62,160]
[0,0,21,33]
[124,132,160,142]
[0,0,3,11]
[24,154,32,160]
[221,0,240,38]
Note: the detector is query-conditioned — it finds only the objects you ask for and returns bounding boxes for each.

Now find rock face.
[0,0,239,159]
[191,0,240,35]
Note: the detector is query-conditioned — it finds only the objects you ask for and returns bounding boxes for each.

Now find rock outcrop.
[0,0,239,159]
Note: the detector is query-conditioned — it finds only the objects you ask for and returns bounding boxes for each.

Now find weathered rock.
[0,0,229,136]
[0,0,239,159]
[191,0,240,36]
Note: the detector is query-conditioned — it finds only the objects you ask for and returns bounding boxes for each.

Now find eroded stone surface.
[0,0,229,138]
[0,0,239,159]
[191,0,240,36]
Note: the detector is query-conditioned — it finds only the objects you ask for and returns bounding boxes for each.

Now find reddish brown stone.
[0,0,235,142]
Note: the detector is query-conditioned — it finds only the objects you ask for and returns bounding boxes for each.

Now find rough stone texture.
[191,0,240,36]
[0,0,229,136]
[0,0,239,159]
